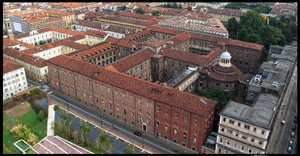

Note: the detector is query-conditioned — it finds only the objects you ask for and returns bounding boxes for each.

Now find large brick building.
[46,54,217,153]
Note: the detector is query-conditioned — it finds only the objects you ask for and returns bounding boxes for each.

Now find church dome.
[220,49,231,59]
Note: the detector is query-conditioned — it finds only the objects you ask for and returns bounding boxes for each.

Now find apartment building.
[3,48,48,83]
[216,93,279,154]
[3,58,28,101]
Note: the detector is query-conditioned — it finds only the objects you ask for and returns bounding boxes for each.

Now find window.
[193,136,196,143]
[234,143,237,148]
[223,117,226,122]
[236,133,239,137]
[174,129,178,134]
[146,102,150,107]
[249,149,252,153]
[227,140,230,146]
[156,105,159,111]
[139,116,142,121]
[165,108,168,115]
[238,122,241,127]
[147,119,150,125]
[241,145,245,151]
[109,104,112,109]
[122,93,125,98]
[254,127,257,132]
[96,98,99,103]
[229,120,234,124]
[124,109,126,115]
[89,95,92,100]
[183,132,186,139]
[251,138,254,142]
[138,99,141,104]
[131,112,134,118]
[116,106,119,111]
[244,124,250,130]
[261,130,265,135]
[194,118,198,125]
[115,91,118,96]
[130,96,133,101]
[218,148,221,153]
[259,141,262,145]
[156,122,159,128]
[221,128,224,132]
[227,130,233,135]
[220,138,223,143]
[165,125,168,131]
[175,111,178,118]
[184,115,188,121]
[102,99,105,106]
[242,136,248,140]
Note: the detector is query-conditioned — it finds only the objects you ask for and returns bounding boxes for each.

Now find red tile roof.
[46,55,217,116]
[123,30,153,42]
[3,57,24,74]
[3,48,47,68]
[104,36,119,44]
[160,48,207,66]
[116,38,141,49]
[205,47,224,62]
[105,48,153,72]
[166,32,191,46]
[144,25,184,35]
[228,39,264,51]
[70,42,114,60]
[206,63,242,82]
[142,38,167,47]
[3,38,36,49]
[72,20,102,29]
[85,29,108,38]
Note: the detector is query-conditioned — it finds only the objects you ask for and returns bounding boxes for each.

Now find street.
[267,63,298,154]
[48,92,179,154]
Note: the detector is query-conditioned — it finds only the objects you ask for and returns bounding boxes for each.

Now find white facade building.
[3,59,28,101]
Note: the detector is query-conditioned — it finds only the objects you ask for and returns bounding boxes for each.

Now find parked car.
[294,118,297,123]
[281,120,285,125]
[292,125,297,131]
[289,140,293,146]
[291,132,295,138]
[287,146,292,153]
[134,131,142,137]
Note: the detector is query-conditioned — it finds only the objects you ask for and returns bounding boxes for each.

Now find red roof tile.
[160,48,207,66]
[104,36,119,44]
[3,48,47,67]
[85,29,108,38]
[144,25,184,35]
[228,39,264,51]
[105,48,153,72]
[166,32,191,46]
[3,57,24,74]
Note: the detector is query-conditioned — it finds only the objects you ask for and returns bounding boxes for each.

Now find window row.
[223,117,265,135]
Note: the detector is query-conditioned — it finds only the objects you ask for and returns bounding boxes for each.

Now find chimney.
[166,41,174,49]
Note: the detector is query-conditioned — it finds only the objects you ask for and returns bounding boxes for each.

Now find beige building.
[215,93,279,154]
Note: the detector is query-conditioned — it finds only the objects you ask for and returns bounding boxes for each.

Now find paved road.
[48,91,181,154]
[267,63,297,154]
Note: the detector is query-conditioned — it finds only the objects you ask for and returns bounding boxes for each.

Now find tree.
[238,11,265,34]
[269,17,280,28]
[179,4,182,9]
[152,10,160,16]
[227,18,239,39]
[237,28,248,41]
[38,109,47,121]
[79,124,91,145]
[172,2,178,8]
[290,23,297,37]
[135,8,144,14]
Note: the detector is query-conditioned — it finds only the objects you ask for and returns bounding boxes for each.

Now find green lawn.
[3,104,47,153]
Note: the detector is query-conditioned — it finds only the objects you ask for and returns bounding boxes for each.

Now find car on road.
[292,125,297,131]
[289,140,293,146]
[291,132,295,138]
[134,131,142,137]
[287,146,292,153]
[281,120,285,125]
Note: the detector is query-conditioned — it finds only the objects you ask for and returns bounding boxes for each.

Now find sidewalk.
[47,96,158,154]
[47,105,55,136]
